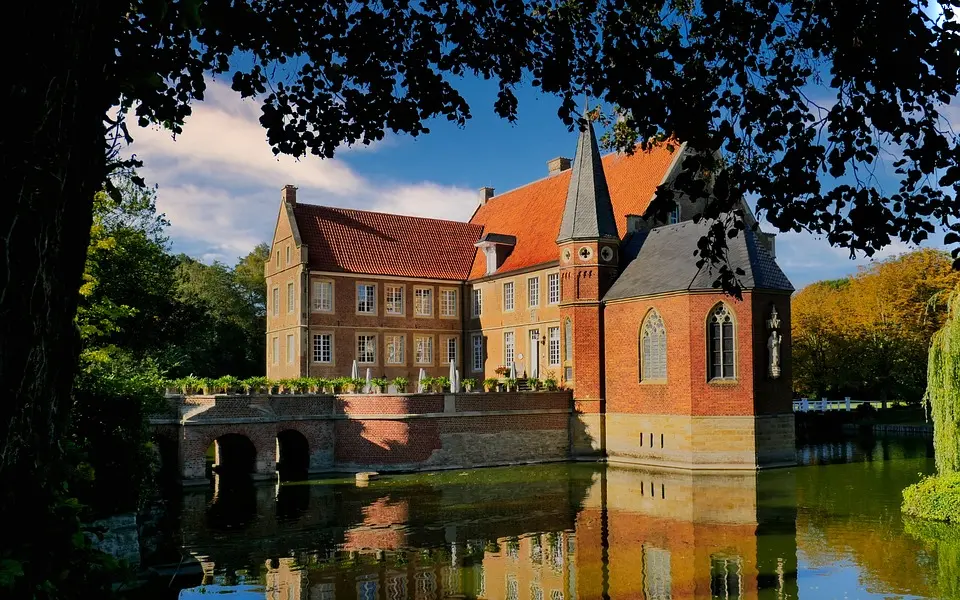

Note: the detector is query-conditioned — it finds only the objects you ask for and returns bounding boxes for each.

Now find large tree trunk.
[1,0,111,566]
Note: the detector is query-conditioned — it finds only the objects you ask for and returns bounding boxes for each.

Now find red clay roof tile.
[294,205,483,280]
[467,145,679,280]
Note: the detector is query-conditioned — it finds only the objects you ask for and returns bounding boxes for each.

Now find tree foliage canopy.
[109,0,960,289]
[792,249,960,401]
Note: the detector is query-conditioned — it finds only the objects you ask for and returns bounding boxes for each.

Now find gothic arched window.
[640,310,667,381]
[708,303,736,380]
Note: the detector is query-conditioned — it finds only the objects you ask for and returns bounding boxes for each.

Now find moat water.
[143,436,960,600]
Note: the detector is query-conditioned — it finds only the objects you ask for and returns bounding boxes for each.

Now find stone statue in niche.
[768,330,782,379]
[766,305,782,379]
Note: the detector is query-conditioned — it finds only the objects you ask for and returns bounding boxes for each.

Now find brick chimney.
[547,157,572,176]
[281,184,298,205]
[479,186,495,206]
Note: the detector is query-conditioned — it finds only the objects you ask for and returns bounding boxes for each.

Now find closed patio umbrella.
[449,360,459,393]
[365,367,372,393]
[351,360,359,380]
[418,368,427,393]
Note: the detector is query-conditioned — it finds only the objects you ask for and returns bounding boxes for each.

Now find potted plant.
[504,377,518,392]
[495,366,510,378]
[543,376,558,391]
[528,378,542,391]
[433,376,451,393]
[312,377,330,393]
[371,377,389,394]
[163,378,179,395]
[199,377,215,395]
[213,375,240,394]
[392,376,409,393]
[462,378,477,393]
[483,378,499,392]
[419,376,434,393]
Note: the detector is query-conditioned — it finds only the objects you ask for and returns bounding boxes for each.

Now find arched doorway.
[208,433,257,477]
[276,429,310,480]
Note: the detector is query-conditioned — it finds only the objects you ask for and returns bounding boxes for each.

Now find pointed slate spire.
[556,119,619,243]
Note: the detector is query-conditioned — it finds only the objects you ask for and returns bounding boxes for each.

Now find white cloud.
[125,80,475,263]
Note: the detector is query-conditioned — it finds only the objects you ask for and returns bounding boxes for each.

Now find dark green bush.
[902,473,960,523]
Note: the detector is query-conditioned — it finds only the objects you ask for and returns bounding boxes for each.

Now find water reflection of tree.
[904,520,960,600]
[794,439,939,597]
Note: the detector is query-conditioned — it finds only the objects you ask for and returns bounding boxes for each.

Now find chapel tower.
[556,118,620,408]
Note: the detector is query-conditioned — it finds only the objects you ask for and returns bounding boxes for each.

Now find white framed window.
[472,288,482,317]
[272,287,279,316]
[548,327,561,366]
[528,277,540,308]
[504,331,515,367]
[385,284,404,316]
[564,319,573,362]
[415,335,434,365]
[440,288,458,317]
[357,283,376,314]
[357,334,376,364]
[285,244,291,264]
[272,336,279,365]
[385,334,405,364]
[547,273,560,304]
[667,204,682,225]
[472,333,483,372]
[313,333,332,363]
[442,336,457,365]
[414,287,433,317]
[286,334,295,364]
[503,281,515,311]
[287,282,295,313]
[641,310,667,381]
[312,280,333,312]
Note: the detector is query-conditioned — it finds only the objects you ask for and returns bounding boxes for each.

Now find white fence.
[791,398,888,412]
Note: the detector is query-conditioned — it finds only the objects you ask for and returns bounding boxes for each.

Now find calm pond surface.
[147,436,960,600]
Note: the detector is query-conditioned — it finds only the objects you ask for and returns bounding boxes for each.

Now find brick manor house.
[265,122,796,469]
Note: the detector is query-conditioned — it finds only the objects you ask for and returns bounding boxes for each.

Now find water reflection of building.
[573,467,799,600]
[181,464,799,600]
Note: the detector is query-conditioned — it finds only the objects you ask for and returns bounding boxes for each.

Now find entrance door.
[529,329,540,379]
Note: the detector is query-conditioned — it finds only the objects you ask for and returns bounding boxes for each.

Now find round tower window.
[578,246,593,261]
[600,246,614,262]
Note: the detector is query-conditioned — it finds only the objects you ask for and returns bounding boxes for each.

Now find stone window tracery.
[708,303,736,380]
[640,310,667,381]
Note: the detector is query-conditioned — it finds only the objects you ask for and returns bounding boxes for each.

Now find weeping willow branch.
[926,288,960,475]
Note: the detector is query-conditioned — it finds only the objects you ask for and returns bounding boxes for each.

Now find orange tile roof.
[467,145,680,280]
[294,204,483,280]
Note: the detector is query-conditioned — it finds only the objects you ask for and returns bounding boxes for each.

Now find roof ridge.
[296,202,481,229]
[473,141,669,216]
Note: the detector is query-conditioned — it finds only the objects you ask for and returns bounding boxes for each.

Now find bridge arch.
[181,424,279,482]
[276,429,310,479]
[211,433,257,476]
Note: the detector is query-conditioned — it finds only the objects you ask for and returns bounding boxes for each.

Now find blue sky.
[127,75,944,290]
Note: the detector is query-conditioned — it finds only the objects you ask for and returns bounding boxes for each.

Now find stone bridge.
[149,391,575,485]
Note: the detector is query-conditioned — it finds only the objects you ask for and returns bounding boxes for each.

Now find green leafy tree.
[7,1,960,596]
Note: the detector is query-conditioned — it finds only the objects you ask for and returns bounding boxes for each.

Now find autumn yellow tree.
[792,249,960,402]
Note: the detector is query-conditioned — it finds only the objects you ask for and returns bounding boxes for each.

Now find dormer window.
[474,233,517,276]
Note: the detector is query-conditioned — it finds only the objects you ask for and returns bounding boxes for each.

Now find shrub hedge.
[902,473,960,523]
